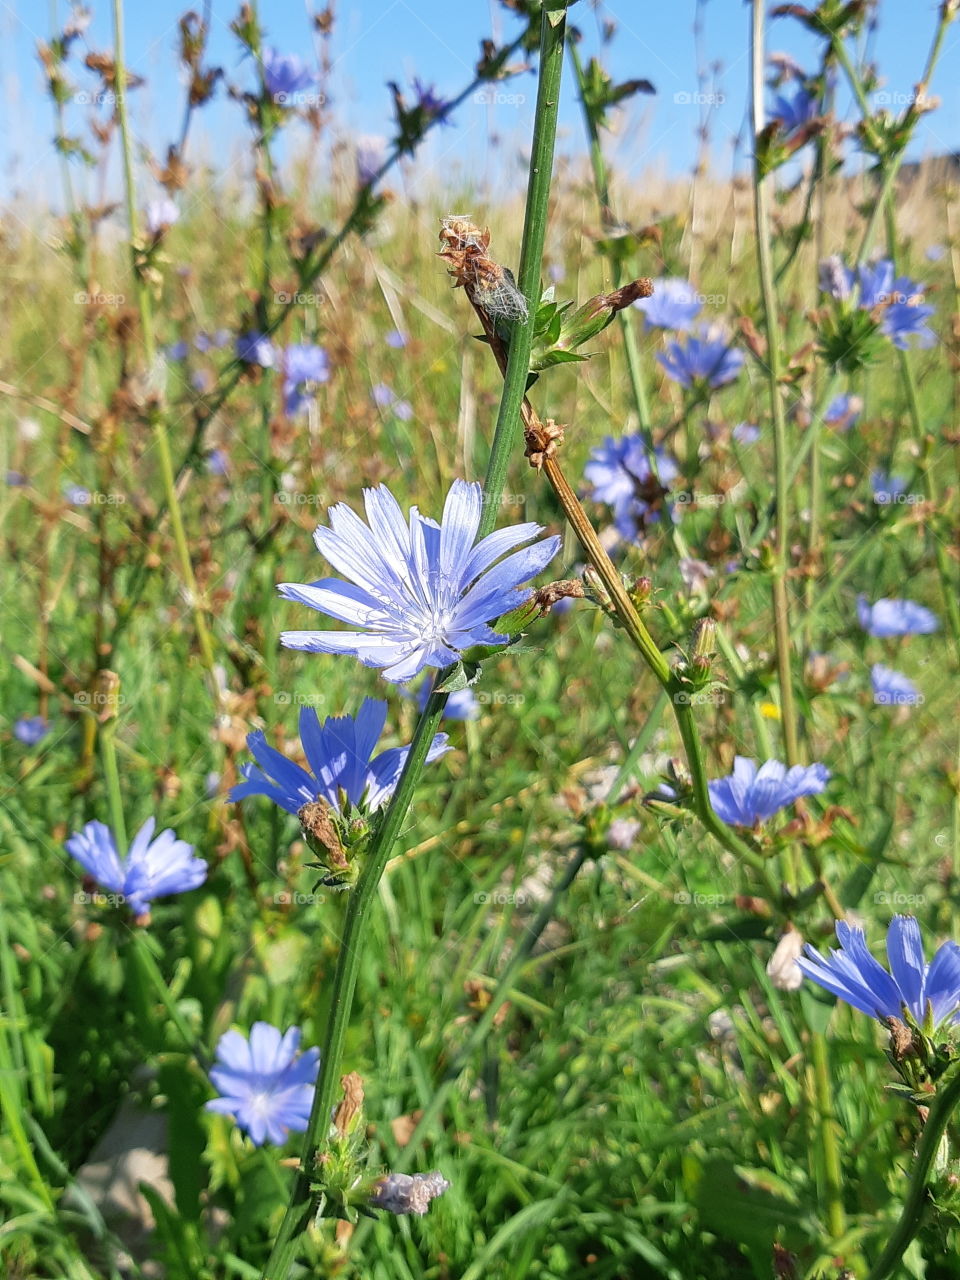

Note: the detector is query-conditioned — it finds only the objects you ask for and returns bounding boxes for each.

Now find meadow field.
[1,2,959,1278]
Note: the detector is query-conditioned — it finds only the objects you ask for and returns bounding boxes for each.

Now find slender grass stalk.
[259,11,571,1276]
[97,702,210,1066]
[865,1061,960,1280]
[111,0,217,682]
[750,0,799,774]
[349,840,593,1254]
[752,3,847,1247]
[809,1027,846,1240]
[566,39,655,449]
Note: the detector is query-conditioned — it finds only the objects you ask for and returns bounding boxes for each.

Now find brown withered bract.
[332,1072,364,1139]
[525,417,564,470]
[882,1016,918,1063]
[298,799,348,869]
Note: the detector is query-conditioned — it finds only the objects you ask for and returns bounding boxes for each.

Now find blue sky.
[1,1,958,206]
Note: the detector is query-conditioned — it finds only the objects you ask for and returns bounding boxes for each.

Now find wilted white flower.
[767,926,805,991]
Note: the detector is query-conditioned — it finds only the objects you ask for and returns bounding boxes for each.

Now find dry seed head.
[438,215,528,323]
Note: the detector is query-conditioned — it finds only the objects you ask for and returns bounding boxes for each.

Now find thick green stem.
[259,11,571,1276]
[477,8,568,541]
[865,1062,960,1280]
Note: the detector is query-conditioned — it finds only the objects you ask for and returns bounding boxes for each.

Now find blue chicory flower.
[279,479,561,682]
[385,329,408,349]
[634,278,702,331]
[412,78,451,123]
[394,399,413,421]
[657,326,744,390]
[871,470,907,503]
[261,48,315,104]
[282,344,330,416]
[13,715,50,745]
[770,85,817,133]
[206,448,229,476]
[206,1023,319,1146]
[584,435,678,540]
[232,698,449,815]
[708,756,830,827]
[64,484,91,505]
[356,134,387,185]
[820,256,936,349]
[144,198,178,235]
[371,383,396,407]
[236,330,276,368]
[798,916,960,1025]
[871,664,922,706]
[732,421,761,444]
[857,596,939,637]
[65,817,208,917]
[166,340,190,362]
[882,294,936,349]
[823,393,861,428]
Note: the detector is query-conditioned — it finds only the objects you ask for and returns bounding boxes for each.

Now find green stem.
[111,0,217,682]
[809,1028,846,1240]
[259,12,571,1276]
[99,720,128,855]
[127,931,210,1069]
[477,7,568,541]
[865,1062,960,1280]
[750,0,799,773]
